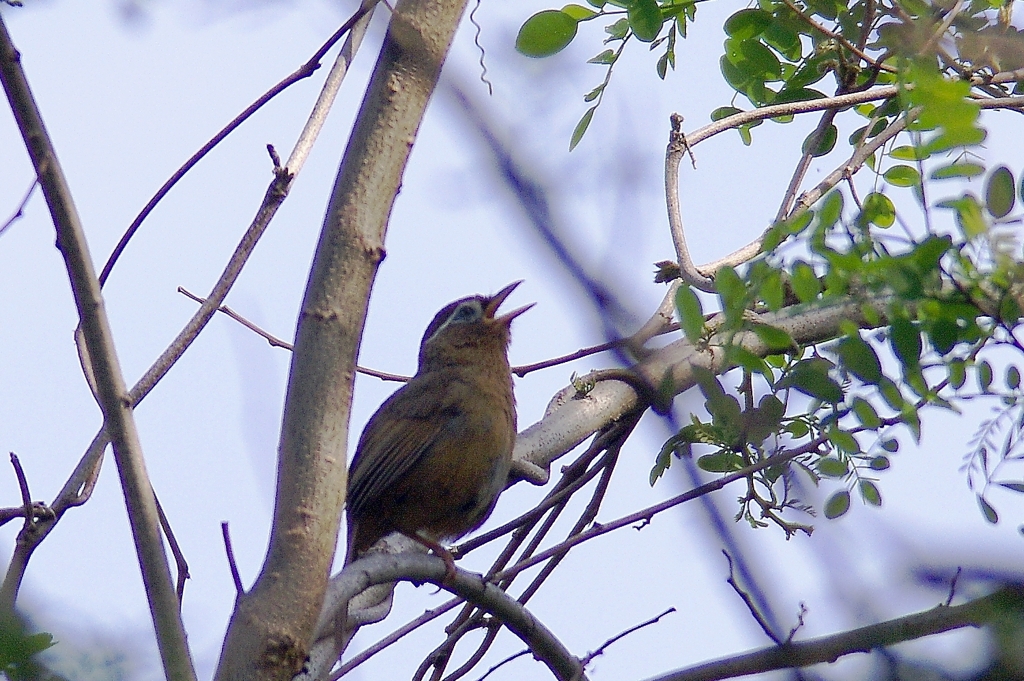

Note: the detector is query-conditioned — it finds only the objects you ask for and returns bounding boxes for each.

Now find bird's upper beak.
[485,280,535,324]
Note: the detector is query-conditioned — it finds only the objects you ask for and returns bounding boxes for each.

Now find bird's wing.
[347,374,465,517]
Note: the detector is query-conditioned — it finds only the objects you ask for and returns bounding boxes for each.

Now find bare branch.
[309,554,587,681]
[97,1,377,287]
[0,178,35,237]
[177,287,410,382]
[666,114,715,291]
[645,586,1024,681]
[221,522,245,596]
[723,550,782,644]
[155,495,191,605]
[579,607,676,668]
[0,15,195,679]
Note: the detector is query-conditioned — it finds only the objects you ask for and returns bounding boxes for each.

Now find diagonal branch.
[646,585,1024,681]
[0,14,195,680]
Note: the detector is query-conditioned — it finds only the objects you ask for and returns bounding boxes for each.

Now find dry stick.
[177,286,410,383]
[646,586,1024,681]
[475,650,530,681]
[154,494,191,605]
[178,284,624,381]
[579,607,676,668]
[723,550,781,645]
[774,108,839,224]
[221,522,244,596]
[0,178,36,237]
[97,0,377,287]
[8,454,31,524]
[0,15,195,680]
[330,598,464,679]
[666,113,712,291]
[0,7,375,619]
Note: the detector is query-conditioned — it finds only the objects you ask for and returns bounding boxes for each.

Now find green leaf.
[859,192,896,228]
[605,17,629,39]
[978,494,998,523]
[931,162,985,180]
[837,335,883,384]
[752,324,796,351]
[711,106,743,121]
[817,190,844,229]
[777,358,843,403]
[516,10,579,57]
[852,396,881,428]
[949,359,966,389]
[587,49,617,64]
[938,194,987,239]
[890,316,921,372]
[829,428,860,454]
[889,145,929,161]
[859,480,882,506]
[978,360,993,392]
[791,262,821,302]
[998,482,1024,493]
[675,285,705,342]
[1007,365,1021,390]
[715,265,746,324]
[724,9,772,39]
[561,3,598,20]
[802,124,838,157]
[569,106,596,151]
[883,165,921,187]
[985,165,1015,218]
[870,455,890,470]
[881,438,899,452]
[697,451,744,472]
[824,490,851,518]
[818,457,848,477]
[628,0,663,42]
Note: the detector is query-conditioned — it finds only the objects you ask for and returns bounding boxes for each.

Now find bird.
[344,281,533,579]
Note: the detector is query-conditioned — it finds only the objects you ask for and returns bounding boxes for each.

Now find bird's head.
[418,281,534,369]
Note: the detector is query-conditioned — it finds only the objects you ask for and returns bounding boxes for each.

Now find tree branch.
[308,553,586,681]
[214,0,473,678]
[646,585,1024,681]
[0,15,195,680]
[97,1,377,287]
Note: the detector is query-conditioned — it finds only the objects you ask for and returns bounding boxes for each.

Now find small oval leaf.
[824,490,851,519]
[517,10,579,58]
[985,165,1015,218]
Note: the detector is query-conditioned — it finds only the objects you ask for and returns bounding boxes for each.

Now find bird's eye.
[451,302,481,324]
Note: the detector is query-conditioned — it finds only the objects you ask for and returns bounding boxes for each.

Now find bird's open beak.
[485,280,535,324]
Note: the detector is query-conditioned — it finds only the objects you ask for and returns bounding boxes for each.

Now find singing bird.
[344,281,532,576]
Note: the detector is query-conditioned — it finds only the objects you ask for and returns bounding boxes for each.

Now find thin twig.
[331,599,464,679]
[724,550,781,644]
[666,113,714,291]
[8,454,31,528]
[155,495,190,605]
[97,1,377,287]
[221,522,244,596]
[774,108,839,223]
[945,566,962,607]
[474,649,530,681]
[580,607,676,667]
[512,340,622,377]
[0,178,36,237]
[176,286,410,382]
[0,15,195,679]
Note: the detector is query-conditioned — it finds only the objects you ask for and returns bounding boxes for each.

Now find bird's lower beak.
[485,280,534,323]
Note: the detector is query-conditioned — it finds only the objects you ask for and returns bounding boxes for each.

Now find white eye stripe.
[424,299,484,344]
